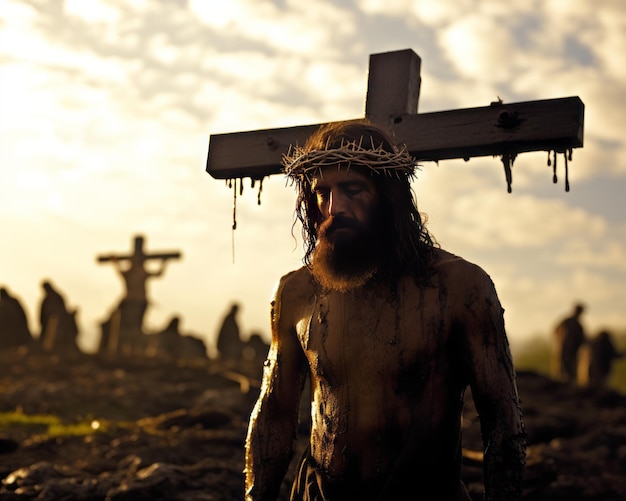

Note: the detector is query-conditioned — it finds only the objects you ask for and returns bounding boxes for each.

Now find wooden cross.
[97,234,182,265]
[206,49,584,193]
[96,234,181,356]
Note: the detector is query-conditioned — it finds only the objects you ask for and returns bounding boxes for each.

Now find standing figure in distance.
[244,121,526,501]
[216,302,244,362]
[552,303,587,382]
[39,280,80,353]
[579,329,624,389]
[0,287,32,349]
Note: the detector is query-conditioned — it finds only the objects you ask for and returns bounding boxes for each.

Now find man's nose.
[328,190,347,216]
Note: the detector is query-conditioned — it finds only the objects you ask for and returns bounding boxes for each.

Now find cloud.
[2,0,626,353]
[64,0,124,23]
[555,237,626,272]
[188,0,357,55]
[440,15,519,83]
[414,158,609,250]
[357,0,473,25]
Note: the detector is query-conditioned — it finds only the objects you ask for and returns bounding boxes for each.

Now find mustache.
[318,215,364,236]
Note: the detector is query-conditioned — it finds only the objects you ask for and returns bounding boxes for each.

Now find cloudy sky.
[2,0,625,355]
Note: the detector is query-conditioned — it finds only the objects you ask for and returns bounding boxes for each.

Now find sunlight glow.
[65,0,122,23]
[1,0,625,351]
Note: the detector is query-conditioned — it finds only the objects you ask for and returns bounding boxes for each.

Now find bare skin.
[245,166,525,500]
[110,256,167,302]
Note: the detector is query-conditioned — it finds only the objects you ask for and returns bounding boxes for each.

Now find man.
[40,281,66,333]
[579,329,623,389]
[39,280,68,350]
[39,280,81,353]
[0,287,32,348]
[216,302,244,362]
[108,236,170,355]
[244,121,526,500]
[552,303,586,382]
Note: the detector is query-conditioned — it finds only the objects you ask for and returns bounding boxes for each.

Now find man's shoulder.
[271,268,316,328]
[431,248,495,288]
[432,248,485,273]
[273,267,315,300]
[278,266,312,285]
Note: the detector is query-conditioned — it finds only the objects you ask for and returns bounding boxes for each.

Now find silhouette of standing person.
[216,303,243,362]
[38,280,81,354]
[0,287,32,349]
[553,303,587,382]
[150,315,182,360]
[243,332,270,367]
[39,280,66,348]
[584,330,624,389]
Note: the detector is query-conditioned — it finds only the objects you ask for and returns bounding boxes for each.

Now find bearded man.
[244,121,526,501]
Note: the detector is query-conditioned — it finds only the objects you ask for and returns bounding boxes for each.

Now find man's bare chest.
[296,284,453,383]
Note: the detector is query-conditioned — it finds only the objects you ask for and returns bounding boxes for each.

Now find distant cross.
[206,49,584,194]
[97,235,182,269]
[97,234,182,356]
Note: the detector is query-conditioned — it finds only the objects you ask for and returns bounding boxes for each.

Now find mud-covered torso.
[294,264,471,481]
[122,265,149,302]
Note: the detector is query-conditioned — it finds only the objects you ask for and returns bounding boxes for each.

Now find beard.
[310,213,383,292]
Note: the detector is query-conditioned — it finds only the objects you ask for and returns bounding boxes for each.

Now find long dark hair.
[291,120,438,283]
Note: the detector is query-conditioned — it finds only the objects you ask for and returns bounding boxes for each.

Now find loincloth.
[290,452,384,501]
[290,450,472,501]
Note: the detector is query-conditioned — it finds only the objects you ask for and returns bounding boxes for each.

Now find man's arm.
[244,272,309,501]
[461,266,526,501]
[108,256,126,274]
[152,258,171,277]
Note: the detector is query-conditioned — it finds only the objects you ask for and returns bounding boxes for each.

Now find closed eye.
[344,186,363,197]
[342,182,367,197]
[314,188,330,200]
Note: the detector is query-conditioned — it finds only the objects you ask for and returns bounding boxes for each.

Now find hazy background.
[2,0,625,355]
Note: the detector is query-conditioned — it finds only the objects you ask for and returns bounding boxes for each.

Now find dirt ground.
[0,348,625,500]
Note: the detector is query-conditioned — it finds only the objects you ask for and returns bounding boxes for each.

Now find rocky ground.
[0,348,625,500]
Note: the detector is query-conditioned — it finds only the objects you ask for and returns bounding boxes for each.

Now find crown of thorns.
[282,137,418,181]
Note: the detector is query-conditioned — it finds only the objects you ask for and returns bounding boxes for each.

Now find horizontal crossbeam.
[97,252,181,263]
[206,96,584,180]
